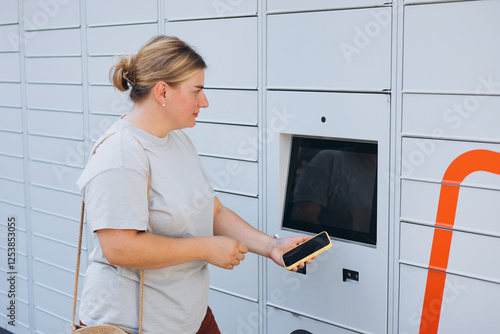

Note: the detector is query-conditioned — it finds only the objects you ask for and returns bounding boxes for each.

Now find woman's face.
[165,70,209,130]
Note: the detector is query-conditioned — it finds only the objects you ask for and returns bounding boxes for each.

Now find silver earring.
[162,102,165,107]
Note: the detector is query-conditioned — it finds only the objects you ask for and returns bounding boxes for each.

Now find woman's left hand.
[267,235,315,272]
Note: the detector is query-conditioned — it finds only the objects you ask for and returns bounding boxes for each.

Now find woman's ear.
[154,81,168,106]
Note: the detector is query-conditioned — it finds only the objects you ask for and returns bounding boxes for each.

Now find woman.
[76,35,312,334]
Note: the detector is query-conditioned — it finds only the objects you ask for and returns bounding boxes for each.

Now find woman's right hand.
[204,236,248,270]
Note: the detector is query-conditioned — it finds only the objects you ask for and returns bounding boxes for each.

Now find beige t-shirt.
[76,118,214,334]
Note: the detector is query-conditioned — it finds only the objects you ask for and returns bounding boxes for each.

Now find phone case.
[281,231,332,270]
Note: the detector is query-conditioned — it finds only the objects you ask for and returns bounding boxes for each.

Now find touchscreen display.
[282,136,378,245]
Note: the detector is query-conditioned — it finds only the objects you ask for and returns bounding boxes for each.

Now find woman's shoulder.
[77,130,149,192]
[94,130,147,164]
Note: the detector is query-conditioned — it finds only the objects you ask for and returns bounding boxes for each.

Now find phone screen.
[282,232,331,268]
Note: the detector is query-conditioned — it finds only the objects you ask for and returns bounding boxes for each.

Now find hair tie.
[124,67,136,86]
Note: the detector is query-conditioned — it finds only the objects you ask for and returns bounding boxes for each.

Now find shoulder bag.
[70,134,149,334]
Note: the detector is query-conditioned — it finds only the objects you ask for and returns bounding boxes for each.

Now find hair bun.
[110,54,137,92]
[123,55,136,86]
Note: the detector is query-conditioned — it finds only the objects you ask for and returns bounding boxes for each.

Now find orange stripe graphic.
[419,150,500,333]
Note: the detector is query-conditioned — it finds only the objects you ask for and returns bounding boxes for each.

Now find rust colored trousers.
[79,307,221,333]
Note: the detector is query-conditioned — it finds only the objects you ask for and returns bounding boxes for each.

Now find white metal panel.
[0,233,27,265]
[31,210,86,249]
[27,83,82,112]
[86,0,157,26]
[208,290,258,334]
[29,160,81,193]
[209,193,259,299]
[33,260,85,303]
[2,279,29,321]
[267,0,389,12]
[87,23,158,56]
[209,253,259,300]
[26,57,82,84]
[23,0,80,30]
[0,107,22,132]
[88,85,133,115]
[0,294,21,332]
[267,8,391,91]
[34,308,74,333]
[399,264,500,334]
[400,222,500,283]
[401,138,500,189]
[29,135,85,167]
[28,109,83,139]
[30,185,82,220]
[402,94,500,143]
[266,241,387,333]
[400,179,500,238]
[14,228,27,256]
[24,29,81,56]
[0,53,20,82]
[33,284,73,323]
[0,132,23,157]
[267,91,389,142]
[215,192,258,228]
[0,155,24,181]
[267,306,358,334]
[0,282,30,329]
[185,123,258,161]
[198,89,258,126]
[89,114,120,142]
[0,0,18,24]
[165,0,257,20]
[403,1,500,93]
[398,263,434,334]
[0,25,20,52]
[11,275,29,303]
[165,18,258,89]
[199,156,258,196]
[0,83,22,107]
[33,235,86,273]
[87,56,117,84]
[437,276,500,333]
[0,179,24,206]
[0,202,26,230]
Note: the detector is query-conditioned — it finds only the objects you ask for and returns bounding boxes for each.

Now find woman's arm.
[213,196,313,271]
[97,228,247,270]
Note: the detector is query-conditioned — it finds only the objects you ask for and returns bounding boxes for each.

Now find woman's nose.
[199,91,209,108]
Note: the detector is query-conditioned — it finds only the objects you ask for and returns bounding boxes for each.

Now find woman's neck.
[123,102,173,138]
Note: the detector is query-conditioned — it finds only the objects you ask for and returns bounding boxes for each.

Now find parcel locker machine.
[266,91,390,333]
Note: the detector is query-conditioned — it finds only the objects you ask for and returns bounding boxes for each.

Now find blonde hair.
[110,35,207,103]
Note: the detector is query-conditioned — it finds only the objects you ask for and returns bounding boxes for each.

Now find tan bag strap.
[72,133,150,334]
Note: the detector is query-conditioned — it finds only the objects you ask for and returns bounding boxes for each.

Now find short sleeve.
[84,167,149,232]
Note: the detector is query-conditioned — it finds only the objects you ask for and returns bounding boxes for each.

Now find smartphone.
[281,231,332,270]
